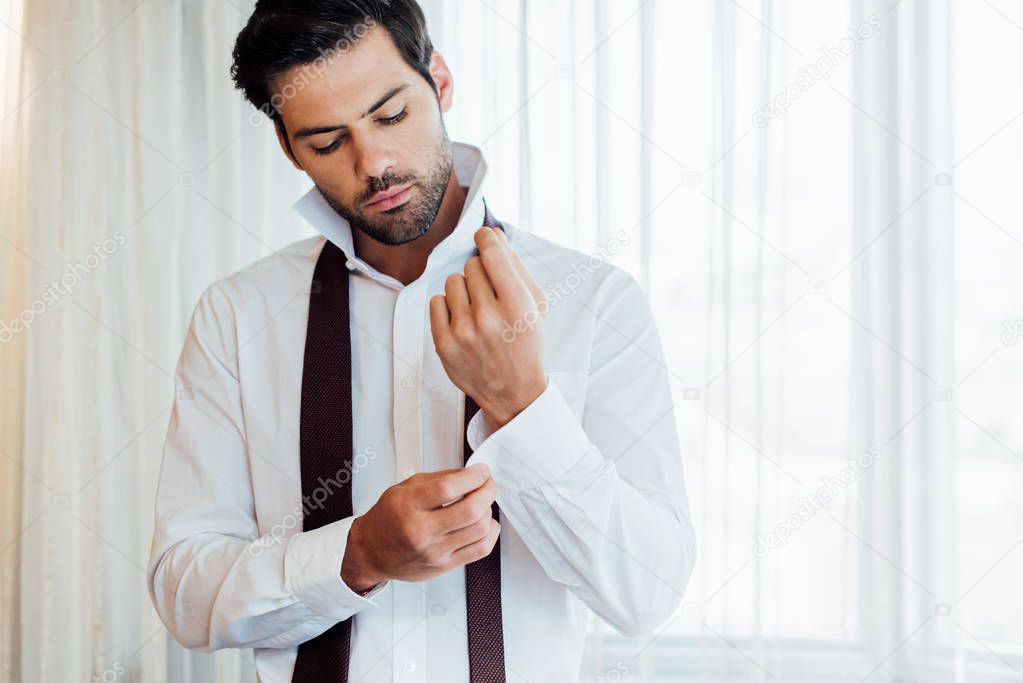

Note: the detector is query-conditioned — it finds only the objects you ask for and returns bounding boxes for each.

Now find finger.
[474,228,527,304]
[443,272,471,325]
[496,230,546,311]
[449,519,500,564]
[428,294,451,343]
[463,256,497,308]
[416,463,491,509]
[441,510,495,552]
[434,476,497,533]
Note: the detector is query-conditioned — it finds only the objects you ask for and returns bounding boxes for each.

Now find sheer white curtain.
[1,1,307,681]
[2,1,1021,682]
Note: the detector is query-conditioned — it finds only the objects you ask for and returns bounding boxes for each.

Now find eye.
[310,107,407,157]
[312,136,345,156]
[378,107,408,126]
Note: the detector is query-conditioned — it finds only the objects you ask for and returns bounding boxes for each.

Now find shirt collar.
[293,141,494,283]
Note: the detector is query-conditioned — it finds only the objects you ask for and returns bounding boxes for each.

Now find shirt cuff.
[285,515,388,620]
[465,375,593,493]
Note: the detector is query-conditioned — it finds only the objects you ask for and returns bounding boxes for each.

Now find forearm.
[499,448,696,636]
[465,378,696,637]
[148,516,382,651]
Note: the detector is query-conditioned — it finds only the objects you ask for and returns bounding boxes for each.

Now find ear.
[429,51,454,113]
[274,118,304,171]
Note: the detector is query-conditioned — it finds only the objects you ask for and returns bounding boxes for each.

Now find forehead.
[271,26,419,125]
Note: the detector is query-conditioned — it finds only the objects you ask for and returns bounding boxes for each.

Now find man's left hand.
[429,226,548,431]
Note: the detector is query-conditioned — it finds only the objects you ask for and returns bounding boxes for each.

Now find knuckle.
[402,519,428,550]
[435,480,457,503]
[450,506,473,529]
[480,532,498,555]
[451,320,476,342]
[462,543,484,564]
[434,335,457,357]
[424,548,447,569]
[471,499,491,520]
[479,241,502,260]
[474,311,503,337]
[469,517,490,540]
[512,290,533,311]
[482,374,505,398]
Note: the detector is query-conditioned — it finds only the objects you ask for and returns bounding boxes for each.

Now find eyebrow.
[292,84,411,139]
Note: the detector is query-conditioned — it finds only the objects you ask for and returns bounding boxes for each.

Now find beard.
[318,127,453,246]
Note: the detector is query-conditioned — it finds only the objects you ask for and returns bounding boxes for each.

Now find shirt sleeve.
[465,268,697,638]
[147,284,387,652]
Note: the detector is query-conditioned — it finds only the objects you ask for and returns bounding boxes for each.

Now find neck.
[352,171,466,286]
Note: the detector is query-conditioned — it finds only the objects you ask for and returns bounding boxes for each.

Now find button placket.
[391,580,427,683]
[392,284,428,683]
[393,288,424,486]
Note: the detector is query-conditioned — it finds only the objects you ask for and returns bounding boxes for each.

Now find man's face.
[271,27,453,246]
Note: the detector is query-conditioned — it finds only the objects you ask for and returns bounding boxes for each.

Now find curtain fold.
[850,0,956,678]
[0,0,28,681]
[1,1,302,680]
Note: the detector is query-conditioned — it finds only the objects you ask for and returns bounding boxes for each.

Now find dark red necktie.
[292,202,507,683]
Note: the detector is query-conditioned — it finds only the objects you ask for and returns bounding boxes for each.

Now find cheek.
[399,123,447,173]
[397,106,445,153]
[307,160,359,200]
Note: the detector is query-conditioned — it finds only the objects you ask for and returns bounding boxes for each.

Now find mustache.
[359,171,417,205]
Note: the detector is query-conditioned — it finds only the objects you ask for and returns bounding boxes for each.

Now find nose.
[352,133,397,181]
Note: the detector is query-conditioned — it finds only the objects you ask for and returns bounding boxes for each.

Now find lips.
[365,183,415,211]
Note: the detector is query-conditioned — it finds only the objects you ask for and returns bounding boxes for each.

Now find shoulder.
[503,223,645,312]
[195,235,325,320]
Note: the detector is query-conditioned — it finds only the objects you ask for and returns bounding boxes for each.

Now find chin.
[356,212,431,246]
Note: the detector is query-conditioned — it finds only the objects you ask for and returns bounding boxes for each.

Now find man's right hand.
[340,463,500,593]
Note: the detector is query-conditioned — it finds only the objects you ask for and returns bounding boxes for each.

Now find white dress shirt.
[148,142,697,683]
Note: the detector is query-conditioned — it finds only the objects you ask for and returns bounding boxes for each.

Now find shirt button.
[405,659,417,672]
[344,258,356,270]
[430,602,446,616]
[400,373,416,390]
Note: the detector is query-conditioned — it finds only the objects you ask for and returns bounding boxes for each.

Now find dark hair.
[230,0,435,122]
